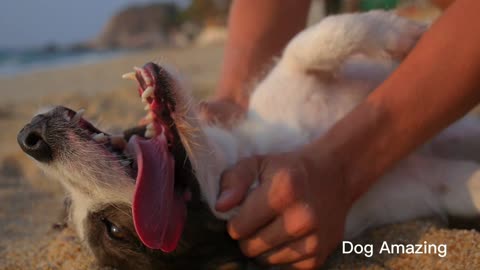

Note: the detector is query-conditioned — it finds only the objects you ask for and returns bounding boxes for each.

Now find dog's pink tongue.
[130,135,186,252]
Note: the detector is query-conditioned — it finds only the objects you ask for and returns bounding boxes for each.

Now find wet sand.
[0,44,479,270]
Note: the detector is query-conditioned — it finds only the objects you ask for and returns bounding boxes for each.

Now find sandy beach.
[1,44,479,270]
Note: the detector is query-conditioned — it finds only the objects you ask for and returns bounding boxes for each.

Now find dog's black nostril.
[17,128,53,163]
[25,132,42,148]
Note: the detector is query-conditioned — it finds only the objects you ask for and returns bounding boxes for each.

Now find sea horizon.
[0,48,124,78]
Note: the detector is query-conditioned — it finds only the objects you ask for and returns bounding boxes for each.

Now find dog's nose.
[17,118,53,162]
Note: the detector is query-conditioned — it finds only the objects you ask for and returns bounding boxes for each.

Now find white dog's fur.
[37,11,480,244]
[179,11,480,239]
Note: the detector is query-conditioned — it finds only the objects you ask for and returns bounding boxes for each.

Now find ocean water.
[0,49,121,77]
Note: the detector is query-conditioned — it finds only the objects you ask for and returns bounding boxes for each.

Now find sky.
[0,0,186,49]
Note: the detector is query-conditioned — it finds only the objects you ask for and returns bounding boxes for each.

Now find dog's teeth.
[92,133,107,142]
[141,87,154,100]
[146,112,154,121]
[120,160,130,167]
[145,129,155,138]
[144,77,151,85]
[72,109,85,123]
[121,72,136,81]
[144,104,150,111]
[145,124,155,138]
[63,111,71,121]
[134,66,151,85]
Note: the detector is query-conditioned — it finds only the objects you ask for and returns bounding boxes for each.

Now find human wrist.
[212,83,249,110]
[218,95,248,110]
[336,103,388,204]
[297,139,354,208]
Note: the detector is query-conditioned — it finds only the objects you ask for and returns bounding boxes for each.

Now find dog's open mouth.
[17,62,191,252]
[82,63,188,252]
[126,63,188,253]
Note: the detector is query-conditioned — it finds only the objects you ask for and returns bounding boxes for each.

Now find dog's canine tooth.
[146,123,154,131]
[146,112,154,121]
[92,133,107,142]
[120,160,130,167]
[144,104,150,111]
[142,87,154,100]
[72,109,85,123]
[134,66,152,85]
[63,110,72,121]
[144,77,152,85]
[121,72,137,81]
[144,129,155,138]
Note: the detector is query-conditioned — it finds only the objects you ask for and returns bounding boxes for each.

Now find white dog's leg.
[346,155,480,238]
[281,11,427,74]
[422,116,480,162]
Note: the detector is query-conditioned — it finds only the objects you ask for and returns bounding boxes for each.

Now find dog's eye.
[102,218,127,241]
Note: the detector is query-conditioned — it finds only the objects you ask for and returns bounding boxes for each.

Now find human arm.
[199,0,311,124]
[216,0,480,268]
[332,0,480,201]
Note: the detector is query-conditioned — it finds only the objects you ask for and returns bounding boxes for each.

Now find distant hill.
[92,3,181,49]
[90,1,231,50]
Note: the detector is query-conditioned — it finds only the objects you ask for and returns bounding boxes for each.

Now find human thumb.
[215,156,261,212]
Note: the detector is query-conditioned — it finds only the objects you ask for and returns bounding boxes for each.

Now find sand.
[0,44,479,270]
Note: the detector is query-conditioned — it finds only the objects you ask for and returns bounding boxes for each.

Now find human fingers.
[215,156,261,212]
[284,256,324,270]
[228,165,307,240]
[239,203,316,258]
[257,233,320,265]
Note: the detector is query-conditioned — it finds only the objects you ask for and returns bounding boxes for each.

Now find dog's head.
[17,63,246,269]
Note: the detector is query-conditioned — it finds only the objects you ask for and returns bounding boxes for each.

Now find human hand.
[215,149,352,269]
[198,98,246,128]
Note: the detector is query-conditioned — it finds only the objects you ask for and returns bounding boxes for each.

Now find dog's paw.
[385,19,427,60]
[366,11,428,60]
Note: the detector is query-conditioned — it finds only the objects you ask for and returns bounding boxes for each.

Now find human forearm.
[432,0,455,9]
[307,0,480,203]
[216,0,311,107]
